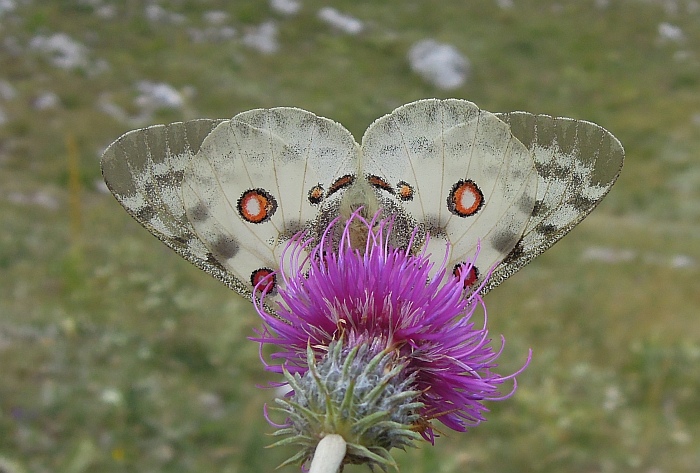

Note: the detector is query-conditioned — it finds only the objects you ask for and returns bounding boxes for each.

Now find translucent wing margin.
[483,112,625,294]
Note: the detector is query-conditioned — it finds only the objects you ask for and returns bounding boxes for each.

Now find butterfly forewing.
[360,99,537,287]
[484,111,624,293]
[101,119,252,294]
[232,108,361,243]
[181,108,359,302]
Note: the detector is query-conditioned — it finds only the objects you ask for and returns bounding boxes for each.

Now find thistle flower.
[253,210,529,469]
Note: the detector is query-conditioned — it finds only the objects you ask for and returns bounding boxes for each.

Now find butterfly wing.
[180,108,359,304]
[483,111,625,293]
[102,109,360,309]
[100,119,252,293]
[360,99,538,286]
[103,101,623,306]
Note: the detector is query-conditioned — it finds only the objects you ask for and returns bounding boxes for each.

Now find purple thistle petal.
[252,209,529,438]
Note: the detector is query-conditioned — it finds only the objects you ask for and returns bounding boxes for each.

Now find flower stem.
[308,435,347,473]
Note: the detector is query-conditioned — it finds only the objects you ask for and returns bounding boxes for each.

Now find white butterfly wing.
[100,119,254,294]
[103,101,623,308]
[361,99,537,286]
[484,111,625,293]
[181,108,359,303]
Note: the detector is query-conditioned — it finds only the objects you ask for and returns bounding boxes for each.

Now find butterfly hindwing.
[360,99,538,287]
[484,111,625,293]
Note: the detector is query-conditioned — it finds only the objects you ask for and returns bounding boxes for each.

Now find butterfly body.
[101,99,623,311]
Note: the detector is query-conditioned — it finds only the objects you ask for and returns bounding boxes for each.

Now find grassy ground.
[1,1,699,472]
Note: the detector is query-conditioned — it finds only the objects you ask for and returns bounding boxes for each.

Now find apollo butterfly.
[101,99,623,311]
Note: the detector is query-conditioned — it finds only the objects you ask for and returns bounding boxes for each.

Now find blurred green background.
[1,1,699,472]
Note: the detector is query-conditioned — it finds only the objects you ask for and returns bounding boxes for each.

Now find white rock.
[145,3,185,24]
[581,246,636,264]
[98,94,128,122]
[218,26,237,40]
[243,21,279,54]
[658,22,684,43]
[145,4,166,22]
[101,388,123,405]
[0,0,16,16]
[317,7,363,35]
[0,80,16,101]
[407,39,469,90]
[0,107,7,126]
[33,91,60,110]
[270,0,301,16]
[29,33,88,69]
[95,5,117,20]
[188,26,236,43]
[203,10,229,25]
[135,81,184,109]
[669,254,696,269]
[7,190,60,210]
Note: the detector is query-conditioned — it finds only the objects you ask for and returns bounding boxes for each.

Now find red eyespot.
[396,181,414,201]
[308,185,324,205]
[251,268,276,294]
[238,189,277,224]
[327,175,355,197]
[447,180,484,217]
[453,263,479,289]
[367,175,394,194]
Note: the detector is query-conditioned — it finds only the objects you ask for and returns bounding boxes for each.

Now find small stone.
[243,21,279,54]
[32,91,60,110]
[203,10,229,25]
[29,33,88,69]
[270,0,301,16]
[658,22,684,43]
[0,80,16,101]
[0,0,16,17]
[408,39,469,90]
[317,7,363,35]
[135,81,184,109]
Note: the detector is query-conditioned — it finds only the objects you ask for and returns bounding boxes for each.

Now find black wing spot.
[490,230,520,253]
[212,235,239,260]
[188,202,209,222]
[136,205,156,221]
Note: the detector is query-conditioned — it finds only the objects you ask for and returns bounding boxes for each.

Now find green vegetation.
[1,1,699,472]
